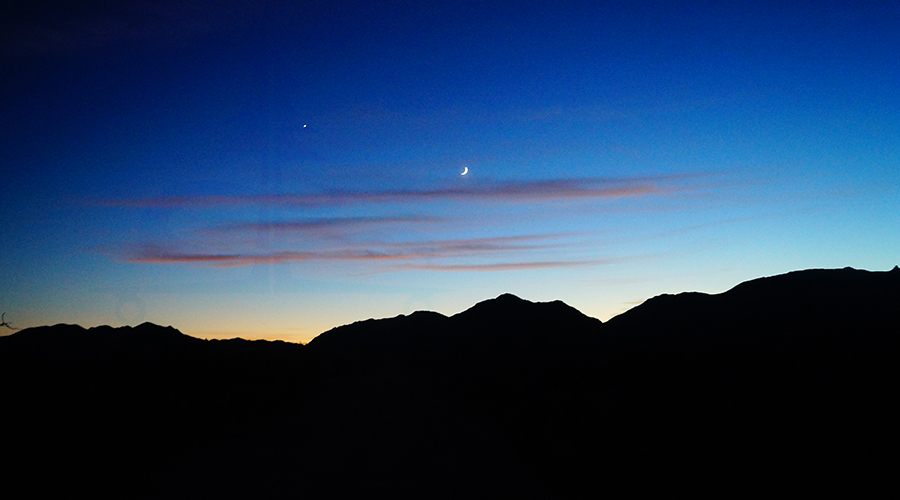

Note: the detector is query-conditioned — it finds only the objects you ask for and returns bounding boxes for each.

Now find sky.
[2,0,898,342]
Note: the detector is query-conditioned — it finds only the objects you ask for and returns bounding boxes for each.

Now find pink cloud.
[97,175,703,209]
[123,234,575,268]
[383,234,568,252]
[397,260,612,272]
[208,216,442,233]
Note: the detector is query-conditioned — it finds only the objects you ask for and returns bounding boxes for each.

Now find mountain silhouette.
[306,293,600,362]
[609,266,898,334]
[0,322,203,361]
[1,267,897,498]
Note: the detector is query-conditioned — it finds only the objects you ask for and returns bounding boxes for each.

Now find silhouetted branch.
[1,312,15,330]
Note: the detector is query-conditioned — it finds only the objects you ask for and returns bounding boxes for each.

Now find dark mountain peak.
[607,267,899,334]
[305,310,449,354]
[452,293,598,325]
[407,310,448,320]
[632,291,710,308]
[447,294,603,359]
[495,292,528,302]
[305,294,602,359]
[87,322,186,339]
[134,321,178,331]
[606,291,712,329]
[448,293,532,315]
[722,266,898,300]
[0,322,202,362]
[643,291,708,301]
[9,322,184,338]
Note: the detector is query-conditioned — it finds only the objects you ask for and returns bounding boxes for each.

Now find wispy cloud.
[123,234,575,269]
[106,174,720,273]
[98,175,704,209]
[382,234,568,253]
[207,215,442,233]
[398,260,612,272]
[127,249,398,267]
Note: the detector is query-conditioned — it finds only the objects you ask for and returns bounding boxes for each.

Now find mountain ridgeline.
[2,267,897,498]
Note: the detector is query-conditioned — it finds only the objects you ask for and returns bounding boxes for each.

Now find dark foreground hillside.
[1,267,897,498]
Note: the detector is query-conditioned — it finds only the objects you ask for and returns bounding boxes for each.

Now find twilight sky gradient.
[2,1,898,342]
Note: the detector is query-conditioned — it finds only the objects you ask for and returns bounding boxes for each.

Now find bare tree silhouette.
[1,312,15,330]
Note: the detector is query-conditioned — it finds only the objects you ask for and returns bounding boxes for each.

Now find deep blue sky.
[2,1,898,341]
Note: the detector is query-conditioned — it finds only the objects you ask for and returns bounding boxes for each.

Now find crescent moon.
[461,166,468,175]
